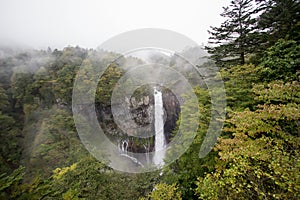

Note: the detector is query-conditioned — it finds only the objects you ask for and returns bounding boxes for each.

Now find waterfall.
[120,140,128,153]
[143,143,150,164]
[119,139,144,167]
[117,87,166,168]
[153,87,166,166]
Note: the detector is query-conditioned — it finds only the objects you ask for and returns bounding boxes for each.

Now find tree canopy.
[0,0,299,199]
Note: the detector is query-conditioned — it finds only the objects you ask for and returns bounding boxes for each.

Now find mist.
[0,0,230,50]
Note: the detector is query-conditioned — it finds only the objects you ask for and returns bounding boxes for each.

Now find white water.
[120,153,144,167]
[118,87,166,167]
[120,140,128,153]
[153,87,166,166]
[143,144,150,164]
[119,139,144,167]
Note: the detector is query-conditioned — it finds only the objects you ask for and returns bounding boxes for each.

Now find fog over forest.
[0,0,299,199]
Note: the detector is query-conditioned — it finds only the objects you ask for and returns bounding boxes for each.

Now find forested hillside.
[0,0,299,199]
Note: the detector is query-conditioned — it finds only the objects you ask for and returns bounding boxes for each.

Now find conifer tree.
[206,0,257,66]
[255,0,300,47]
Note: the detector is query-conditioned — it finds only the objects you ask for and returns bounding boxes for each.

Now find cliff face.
[162,88,180,143]
[96,86,180,153]
[127,95,154,137]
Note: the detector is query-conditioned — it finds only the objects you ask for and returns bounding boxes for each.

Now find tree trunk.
[240,52,245,65]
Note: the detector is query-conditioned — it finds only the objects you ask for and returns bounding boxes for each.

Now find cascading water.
[117,87,166,167]
[119,139,144,167]
[153,87,166,166]
[120,140,128,153]
[143,143,150,164]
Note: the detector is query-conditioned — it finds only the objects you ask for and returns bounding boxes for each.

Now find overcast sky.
[0,0,230,50]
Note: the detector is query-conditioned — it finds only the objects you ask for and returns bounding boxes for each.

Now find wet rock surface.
[96,86,180,153]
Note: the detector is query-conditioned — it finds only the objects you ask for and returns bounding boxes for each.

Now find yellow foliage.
[53,163,77,180]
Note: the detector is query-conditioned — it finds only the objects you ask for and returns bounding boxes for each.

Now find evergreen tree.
[255,0,300,48]
[206,0,257,67]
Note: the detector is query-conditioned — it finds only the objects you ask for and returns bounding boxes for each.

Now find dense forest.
[0,0,299,199]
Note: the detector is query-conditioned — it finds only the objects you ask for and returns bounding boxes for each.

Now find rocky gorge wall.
[96,86,180,153]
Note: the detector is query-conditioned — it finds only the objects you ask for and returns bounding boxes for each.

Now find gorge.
[98,85,180,168]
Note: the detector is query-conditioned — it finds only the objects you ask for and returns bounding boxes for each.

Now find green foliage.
[1,4,299,196]
[1,47,163,200]
[0,86,22,173]
[25,108,87,179]
[256,0,300,46]
[207,0,257,66]
[196,81,300,199]
[49,46,86,73]
[11,71,35,108]
[146,183,182,200]
[162,86,215,198]
[32,67,55,108]
[208,0,300,66]
[53,64,79,105]
[96,63,123,105]
[260,39,300,82]
[0,87,9,110]
[0,113,21,173]
[0,166,25,199]
[17,156,158,200]
[221,64,263,111]
[252,80,300,104]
